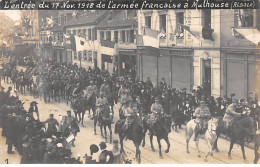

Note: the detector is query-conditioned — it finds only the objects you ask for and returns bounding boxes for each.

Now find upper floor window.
[234,9,253,28]
[145,16,152,29]
[201,10,211,28]
[93,28,97,41]
[114,31,118,43]
[73,30,76,35]
[107,31,111,41]
[159,14,166,33]
[121,30,126,43]
[88,29,92,41]
[64,15,67,25]
[100,31,105,40]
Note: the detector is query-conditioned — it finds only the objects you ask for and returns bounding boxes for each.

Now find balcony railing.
[100,39,115,48]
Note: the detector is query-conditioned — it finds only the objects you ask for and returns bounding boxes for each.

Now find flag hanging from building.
[70,35,90,52]
[137,27,159,48]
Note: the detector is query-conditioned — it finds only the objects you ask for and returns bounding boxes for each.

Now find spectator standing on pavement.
[44,114,59,138]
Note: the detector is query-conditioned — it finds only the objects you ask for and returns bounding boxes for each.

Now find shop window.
[159,14,166,33]
[145,16,151,28]
[114,31,118,42]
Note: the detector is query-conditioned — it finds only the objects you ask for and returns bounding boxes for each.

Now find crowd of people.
[1,55,259,163]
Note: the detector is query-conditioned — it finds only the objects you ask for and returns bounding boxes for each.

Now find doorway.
[202,59,211,96]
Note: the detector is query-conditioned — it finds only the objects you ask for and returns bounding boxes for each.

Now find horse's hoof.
[198,155,201,158]
[186,150,190,154]
[165,150,169,153]
[159,155,163,159]
[210,153,213,156]
[215,149,219,153]
[94,132,97,135]
[152,148,156,152]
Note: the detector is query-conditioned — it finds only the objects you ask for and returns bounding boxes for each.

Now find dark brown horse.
[213,116,255,162]
[70,96,88,126]
[114,114,144,163]
[142,114,171,157]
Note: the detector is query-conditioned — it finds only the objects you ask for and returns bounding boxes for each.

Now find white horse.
[186,118,219,159]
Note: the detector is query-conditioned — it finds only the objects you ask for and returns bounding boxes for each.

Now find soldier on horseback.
[96,92,108,125]
[149,97,164,127]
[223,99,242,137]
[86,80,98,104]
[193,101,211,141]
[123,98,138,133]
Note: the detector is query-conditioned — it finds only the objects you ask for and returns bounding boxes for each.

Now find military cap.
[155,97,160,102]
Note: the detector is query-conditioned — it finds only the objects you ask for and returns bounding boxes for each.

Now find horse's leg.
[81,111,85,127]
[150,134,155,152]
[104,125,107,143]
[254,145,259,164]
[109,124,112,144]
[195,139,201,158]
[186,132,192,153]
[240,140,247,162]
[100,124,104,138]
[228,139,235,159]
[119,133,126,155]
[157,137,162,157]
[134,142,141,163]
[164,137,170,153]
[213,135,220,152]
[142,127,147,147]
[94,118,97,135]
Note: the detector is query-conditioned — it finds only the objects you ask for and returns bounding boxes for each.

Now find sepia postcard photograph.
[0,0,259,164]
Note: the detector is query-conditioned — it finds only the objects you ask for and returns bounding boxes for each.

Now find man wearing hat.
[149,97,164,128]
[123,98,137,132]
[223,99,242,135]
[193,100,211,141]
[85,80,98,103]
[96,92,108,124]
[100,79,111,100]
[44,114,59,138]
[28,101,39,121]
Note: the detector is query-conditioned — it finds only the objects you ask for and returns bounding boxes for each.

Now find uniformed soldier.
[96,92,108,123]
[193,101,211,141]
[100,79,110,99]
[124,99,137,131]
[85,80,98,102]
[149,97,164,127]
[223,99,242,134]
[44,114,59,138]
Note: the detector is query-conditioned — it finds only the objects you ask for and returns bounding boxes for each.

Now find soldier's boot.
[7,143,14,154]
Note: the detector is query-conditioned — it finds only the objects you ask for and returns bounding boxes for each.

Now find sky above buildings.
[0,10,21,21]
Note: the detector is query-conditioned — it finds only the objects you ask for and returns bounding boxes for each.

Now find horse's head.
[209,117,220,131]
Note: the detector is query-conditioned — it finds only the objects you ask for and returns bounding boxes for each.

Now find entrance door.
[202,59,211,96]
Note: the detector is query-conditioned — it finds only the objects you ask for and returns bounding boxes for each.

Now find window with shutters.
[93,28,97,40]
[145,16,151,28]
